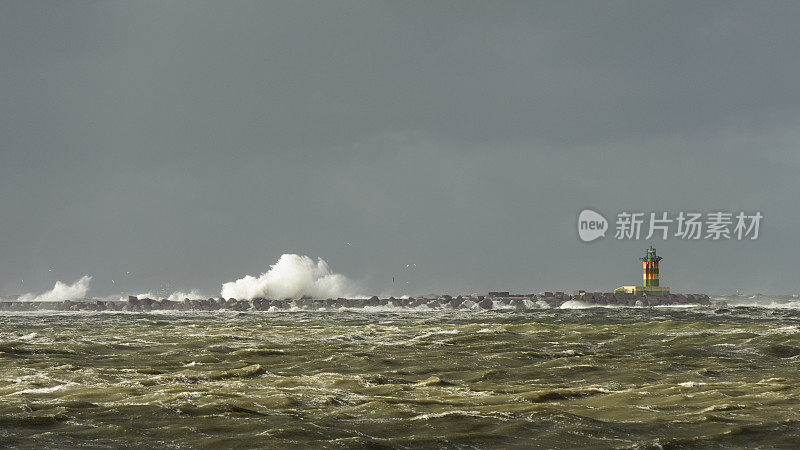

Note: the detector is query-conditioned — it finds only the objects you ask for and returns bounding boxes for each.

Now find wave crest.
[220,254,357,300]
[17,276,92,302]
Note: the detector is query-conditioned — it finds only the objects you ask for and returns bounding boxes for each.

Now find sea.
[1,295,799,448]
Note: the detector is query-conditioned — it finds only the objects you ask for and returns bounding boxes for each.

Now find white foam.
[220,254,359,300]
[559,300,592,309]
[11,383,76,395]
[17,276,91,302]
[123,289,207,302]
[678,381,706,387]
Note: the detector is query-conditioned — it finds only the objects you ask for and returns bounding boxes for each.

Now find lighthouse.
[615,246,670,295]
[641,245,661,287]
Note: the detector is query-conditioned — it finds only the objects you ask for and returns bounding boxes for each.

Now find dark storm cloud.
[1,1,799,297]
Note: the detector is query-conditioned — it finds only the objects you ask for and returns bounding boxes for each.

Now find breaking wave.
[559,300,592,309]
[220,254,359,300]
[718,294,800,309]
[121,290,207,302]
[17,276,92,302]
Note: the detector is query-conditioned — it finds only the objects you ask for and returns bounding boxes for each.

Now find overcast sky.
[1,1,799,298]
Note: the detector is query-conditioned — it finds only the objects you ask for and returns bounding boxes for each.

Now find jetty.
[0,291,714,312]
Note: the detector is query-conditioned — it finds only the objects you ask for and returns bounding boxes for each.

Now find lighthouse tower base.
[614,286,670,296]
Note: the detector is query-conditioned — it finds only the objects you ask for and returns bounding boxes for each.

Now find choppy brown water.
[1,306,799,448]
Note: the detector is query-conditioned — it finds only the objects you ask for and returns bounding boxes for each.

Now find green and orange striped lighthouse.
[640,245,662,287]
[615,246,670,295]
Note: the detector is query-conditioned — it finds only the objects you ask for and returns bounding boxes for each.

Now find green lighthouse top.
[640,245,662,262]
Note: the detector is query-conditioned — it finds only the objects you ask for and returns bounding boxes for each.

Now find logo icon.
[578,209,608,242]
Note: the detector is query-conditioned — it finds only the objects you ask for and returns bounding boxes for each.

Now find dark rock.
[478,298,494,309]
[510,299,526,309]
